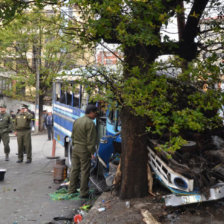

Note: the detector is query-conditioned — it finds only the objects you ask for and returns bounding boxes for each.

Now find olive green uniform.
[15,112,33,162]
[68,115,97,197]
[0,112,13,155]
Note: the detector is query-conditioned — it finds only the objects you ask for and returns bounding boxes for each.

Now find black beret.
[85,104,98,114]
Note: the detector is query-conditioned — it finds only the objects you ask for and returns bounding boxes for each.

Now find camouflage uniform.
[0,108,13,160]
[68,115,97,197]
[15,109,33,163]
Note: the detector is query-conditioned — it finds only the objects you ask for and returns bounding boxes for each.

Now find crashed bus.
[52,68,121,169]
[52,68,224,206]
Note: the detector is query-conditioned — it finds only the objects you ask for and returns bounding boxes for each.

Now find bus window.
[72,85,80,107]
[55,83,61,102]
[60,90,66,104]
[67,91,72,106]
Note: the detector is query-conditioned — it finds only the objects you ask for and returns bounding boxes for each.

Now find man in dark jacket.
[44,111,53,140]
[14,104,33,163]
[68,104,98,198]
[0,104,13,161]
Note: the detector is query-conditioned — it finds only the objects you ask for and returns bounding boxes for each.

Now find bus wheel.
[66,141,73,169]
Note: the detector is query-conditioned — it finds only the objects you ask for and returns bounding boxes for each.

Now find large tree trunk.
[119,106,148,199]
[118,46,158,199]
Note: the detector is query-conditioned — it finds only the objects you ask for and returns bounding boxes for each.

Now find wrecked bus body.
[148,137,224,206]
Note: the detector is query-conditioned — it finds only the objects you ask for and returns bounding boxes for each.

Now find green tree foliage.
[63,0,224,150]
[0,0,59,25]
[61,0,224,198]
[0,6,81,97]
[0,5,85,130]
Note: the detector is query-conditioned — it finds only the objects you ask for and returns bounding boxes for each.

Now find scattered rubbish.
[53,216,73,221]
[125,201,130,208]
[49,188,79,200]
[0,169,6,181]
[13,189,16,192]
[53,159,67,183]
[57,179,70,190]
[98,207,106,212]
[141,209,161,224]
[73,214,82,223]
[80,204,91,211]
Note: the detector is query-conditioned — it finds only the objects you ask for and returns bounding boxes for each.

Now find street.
[0,133,81,224]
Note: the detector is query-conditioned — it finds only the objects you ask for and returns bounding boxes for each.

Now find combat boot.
[16,159,23,163]
[5,154,9,161]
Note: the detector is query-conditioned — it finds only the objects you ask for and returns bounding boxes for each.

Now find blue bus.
[52,69,121,169]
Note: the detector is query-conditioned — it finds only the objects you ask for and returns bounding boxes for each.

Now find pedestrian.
[0,104,13,161]
[14,104,33,163]
[42,110,47,131]
[44,111,53,140]
[28,109,35,131]
[68,104,98,198]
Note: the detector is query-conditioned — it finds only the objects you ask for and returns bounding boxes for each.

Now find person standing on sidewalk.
[44,111,53,140]
[0,104,13,161]
[68,104,98,198]
[14,104,33,163]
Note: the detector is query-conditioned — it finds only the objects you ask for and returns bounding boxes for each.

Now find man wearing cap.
[68,104,98,198]
[0,104,13,161]
[14,104,33,163]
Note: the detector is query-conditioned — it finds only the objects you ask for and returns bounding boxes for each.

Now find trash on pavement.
[80,204,92,211]
[125,201,130,208]
[53,216,73,221]
[57,179,70,190]
[141,209,161,224]
[73,214,82,223]
[49,188,79,200]
[98,207,106,212]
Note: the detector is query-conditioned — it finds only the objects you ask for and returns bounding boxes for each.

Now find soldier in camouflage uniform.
[14,104,33,163]
[0,104,13,161]
[68,104,98,198]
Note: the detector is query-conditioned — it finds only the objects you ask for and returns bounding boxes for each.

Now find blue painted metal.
[53,101,85,146]
[154,174,199,195]
[98,136,116,168]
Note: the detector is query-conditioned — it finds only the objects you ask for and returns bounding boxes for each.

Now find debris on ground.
[141,209,161,224]
[49,188,79,200]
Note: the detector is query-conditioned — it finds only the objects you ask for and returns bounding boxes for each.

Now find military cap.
[0,104,7,108]
[21,104,28,109]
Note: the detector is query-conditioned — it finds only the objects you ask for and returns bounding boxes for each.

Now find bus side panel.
[53,102,85,146]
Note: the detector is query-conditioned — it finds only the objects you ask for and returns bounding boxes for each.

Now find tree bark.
[119,106,148,199]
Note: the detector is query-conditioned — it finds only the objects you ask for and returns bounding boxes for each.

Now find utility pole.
[35,47,40,133]
[34,17,42,133]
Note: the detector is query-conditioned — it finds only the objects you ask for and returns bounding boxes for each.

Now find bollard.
[47,138,60,159]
